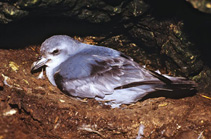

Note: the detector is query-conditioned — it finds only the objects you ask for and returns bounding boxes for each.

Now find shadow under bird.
[31,35,197,107]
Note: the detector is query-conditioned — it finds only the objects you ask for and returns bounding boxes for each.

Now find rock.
[187,0,211,14]
[192,67,211,94]
[0,2,28,24]
[0,0,149,24]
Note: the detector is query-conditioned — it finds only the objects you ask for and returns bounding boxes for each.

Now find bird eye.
[51,49,59,55]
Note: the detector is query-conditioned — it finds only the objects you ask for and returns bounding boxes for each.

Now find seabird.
[31,35,196,107]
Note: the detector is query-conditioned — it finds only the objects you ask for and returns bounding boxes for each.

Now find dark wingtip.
[148,70,173,85]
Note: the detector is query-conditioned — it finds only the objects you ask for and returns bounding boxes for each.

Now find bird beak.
[31,57,48,72]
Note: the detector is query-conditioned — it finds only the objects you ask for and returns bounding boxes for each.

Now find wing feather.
[54,53,155,98]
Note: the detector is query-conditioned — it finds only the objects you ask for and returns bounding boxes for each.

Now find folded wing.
[54,52,159,98]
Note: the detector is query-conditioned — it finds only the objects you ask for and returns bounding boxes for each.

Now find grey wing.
[54,53,156,98]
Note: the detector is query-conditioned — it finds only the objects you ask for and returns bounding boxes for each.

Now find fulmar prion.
[31,35,196,107]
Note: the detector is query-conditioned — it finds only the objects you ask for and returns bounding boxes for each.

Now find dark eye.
[51,49,59,55]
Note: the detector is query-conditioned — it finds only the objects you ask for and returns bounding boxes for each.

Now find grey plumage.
[31,35,196,107]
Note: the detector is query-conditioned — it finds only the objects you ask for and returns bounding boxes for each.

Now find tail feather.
[97,75,197,108]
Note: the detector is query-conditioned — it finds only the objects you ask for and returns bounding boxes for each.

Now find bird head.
[31,35,81,72]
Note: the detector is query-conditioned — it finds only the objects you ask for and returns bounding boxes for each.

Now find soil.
[0,43,211,139]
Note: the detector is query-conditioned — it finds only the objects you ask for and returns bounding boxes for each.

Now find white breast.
[46,67,57,86]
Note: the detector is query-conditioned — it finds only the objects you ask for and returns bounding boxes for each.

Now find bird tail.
[145,70,197,98]
[147,75,197,100]
[99,74,197,108]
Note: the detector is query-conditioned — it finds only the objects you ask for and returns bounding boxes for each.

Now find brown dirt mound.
[0,46,210,139]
